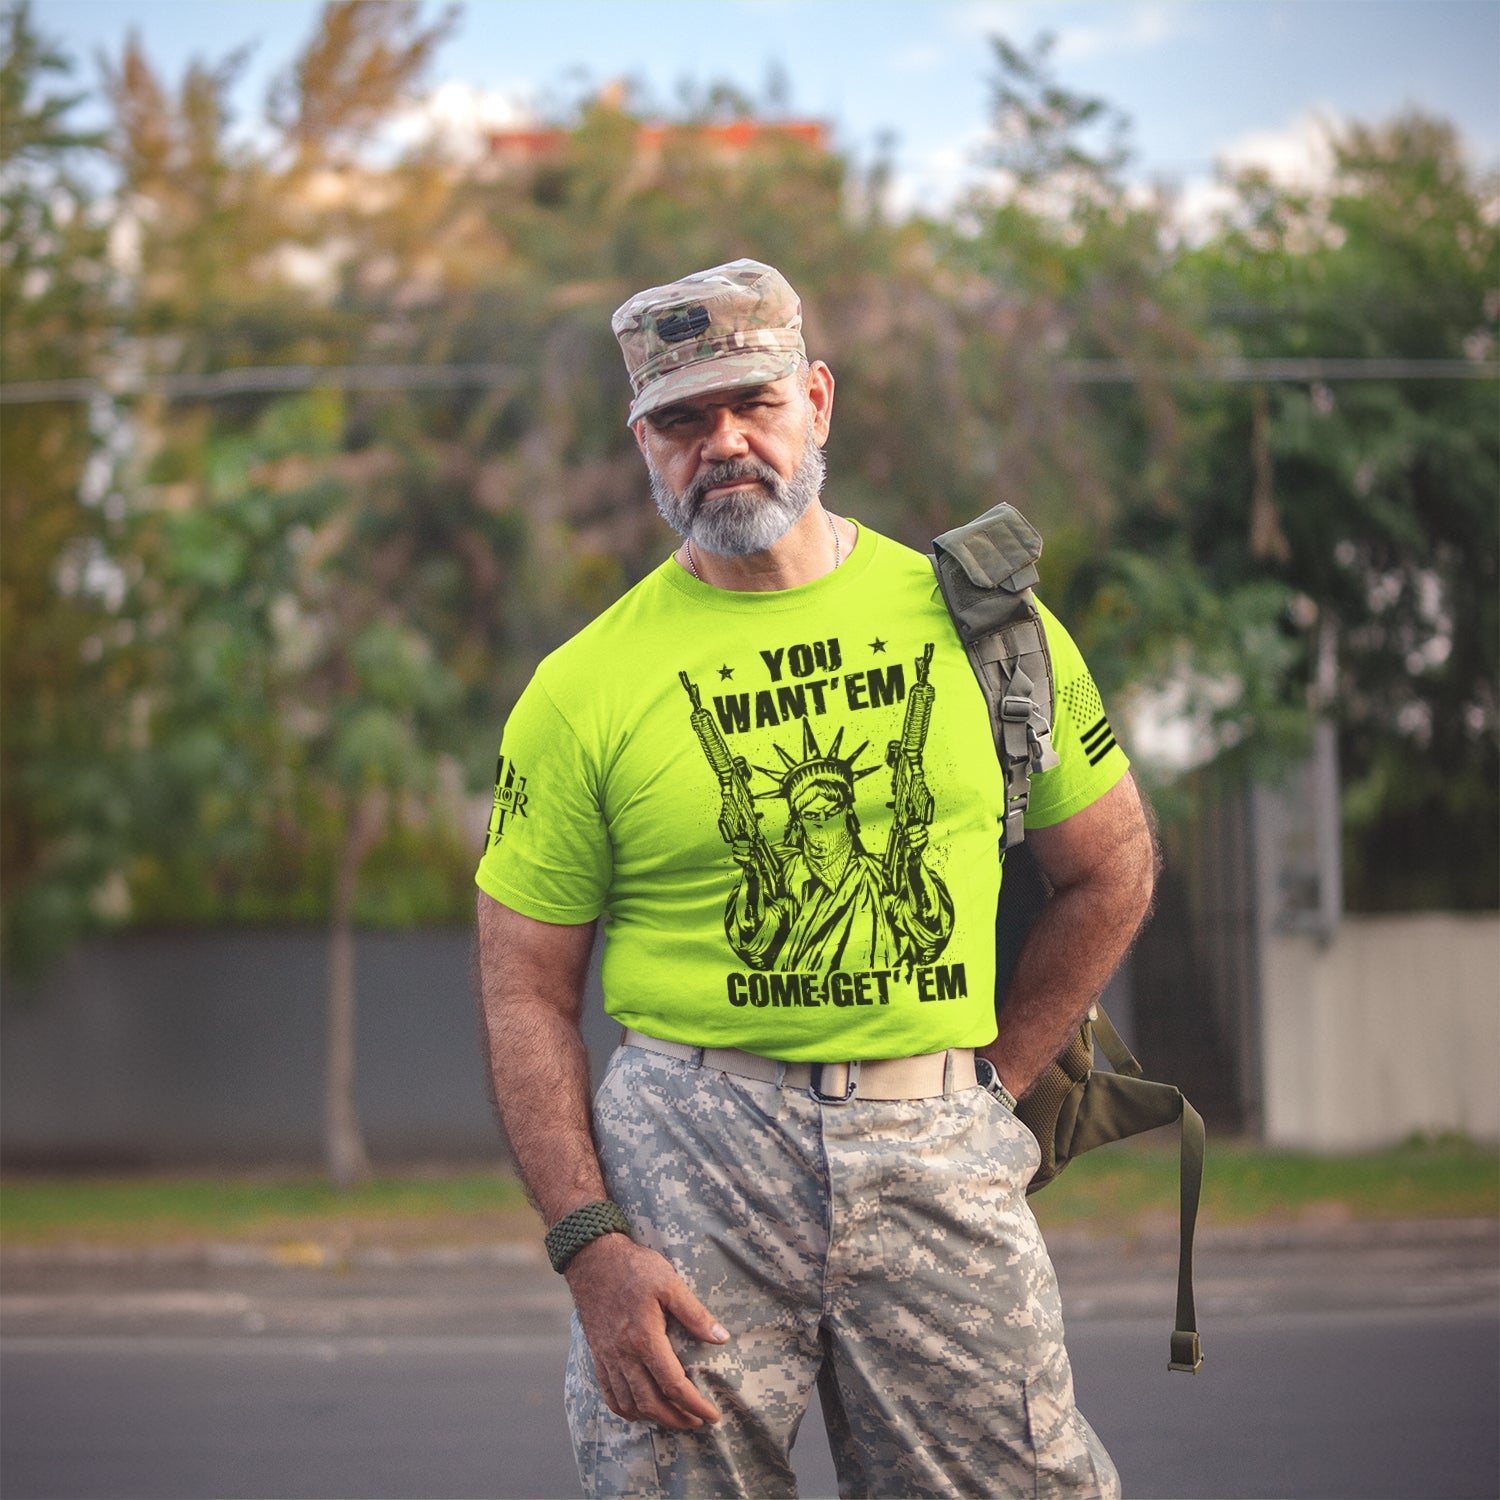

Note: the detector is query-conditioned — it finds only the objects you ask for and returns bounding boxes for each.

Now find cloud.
[884,126,996,217]
[1170,109,1345,242]
[383,80,535,162]
[1213,110,1342,184]
[952,0,1186,56]
[887,42,947,75]
[1051,2,1184,62]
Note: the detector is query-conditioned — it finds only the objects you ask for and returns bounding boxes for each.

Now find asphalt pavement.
[2,1218,1496,1499]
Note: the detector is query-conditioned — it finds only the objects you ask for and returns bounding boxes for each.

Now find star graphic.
[718,664,734,680]
[869,637,887,654]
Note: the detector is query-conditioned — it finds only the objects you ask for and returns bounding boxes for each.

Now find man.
[476,258,1156,1499]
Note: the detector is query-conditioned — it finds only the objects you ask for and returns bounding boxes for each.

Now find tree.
[124,388,517,1184]
[919,34,1298,765]
[0,1,126,972]
[1180,114,1499,906]
[89,0,479,1184]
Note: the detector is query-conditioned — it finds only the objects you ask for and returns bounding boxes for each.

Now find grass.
[1030,1133,1500,1234]
[1,1137,1495,1252]
[0,1170,537,1253]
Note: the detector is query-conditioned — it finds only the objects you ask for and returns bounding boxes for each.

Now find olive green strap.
[1088,1004,1144,1080]
[545,1199,631,1273]
[1064,1067,1205,1373]
[1169,1096,1207,1373]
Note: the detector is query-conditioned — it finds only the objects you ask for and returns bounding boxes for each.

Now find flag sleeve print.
[1023,598,1131,830]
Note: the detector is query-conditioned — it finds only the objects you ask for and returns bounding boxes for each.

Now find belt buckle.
[810,1060,859,1104]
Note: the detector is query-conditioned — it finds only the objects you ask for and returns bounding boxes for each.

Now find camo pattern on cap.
[611,259,807,425]
[564,1044,1121,1499]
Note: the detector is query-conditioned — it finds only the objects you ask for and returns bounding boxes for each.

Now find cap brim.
[627,349,804,426]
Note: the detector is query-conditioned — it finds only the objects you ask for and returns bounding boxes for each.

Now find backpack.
[930,502,1206,1375]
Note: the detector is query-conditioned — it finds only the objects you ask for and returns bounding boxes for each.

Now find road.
[2,1220,1496,1499]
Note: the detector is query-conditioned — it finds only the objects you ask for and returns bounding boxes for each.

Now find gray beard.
[649,428,827,558]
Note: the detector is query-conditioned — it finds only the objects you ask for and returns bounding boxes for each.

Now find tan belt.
[622,1028,977,1102]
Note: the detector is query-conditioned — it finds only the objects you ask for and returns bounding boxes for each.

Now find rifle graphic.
[680,672,784,900]
[883,642,936,893]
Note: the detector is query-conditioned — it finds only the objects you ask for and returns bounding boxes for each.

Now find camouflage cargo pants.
[564,1044,1120,1499]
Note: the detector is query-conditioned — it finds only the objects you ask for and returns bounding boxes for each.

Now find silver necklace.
[685,509,841,582]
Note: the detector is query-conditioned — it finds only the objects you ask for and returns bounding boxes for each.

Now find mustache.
[684,460,781,513]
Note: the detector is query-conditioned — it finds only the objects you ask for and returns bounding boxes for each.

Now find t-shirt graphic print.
[681,641,955,985]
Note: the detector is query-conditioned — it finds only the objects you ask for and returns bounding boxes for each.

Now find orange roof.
[487,118,827,159]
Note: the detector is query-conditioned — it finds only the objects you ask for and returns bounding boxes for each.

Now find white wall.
[1261,914,1500,1150]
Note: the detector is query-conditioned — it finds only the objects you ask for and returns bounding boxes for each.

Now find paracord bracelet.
[544,1199,631,1273]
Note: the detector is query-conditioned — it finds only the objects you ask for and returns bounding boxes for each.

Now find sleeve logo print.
[1061,676,1118,766]
[484,755,530,848]
[680,639,959,1009]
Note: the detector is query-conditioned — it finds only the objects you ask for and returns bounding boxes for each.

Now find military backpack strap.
[1016,1004,1206,1374]
[930,503,1060,849]
[1069,1013,1207,1374]
[1087,1005,1205,1370]
[930,501,1206,1375]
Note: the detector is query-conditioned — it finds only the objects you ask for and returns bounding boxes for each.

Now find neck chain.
[685,509,842,583]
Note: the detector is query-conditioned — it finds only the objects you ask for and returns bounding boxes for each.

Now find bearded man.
[475,259,1156,1499]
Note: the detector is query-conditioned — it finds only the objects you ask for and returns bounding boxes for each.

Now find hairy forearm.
[487,998,608,1224]
[475,900,605,1226]
[980,776,1157,1100]
[983,869,1150,1098]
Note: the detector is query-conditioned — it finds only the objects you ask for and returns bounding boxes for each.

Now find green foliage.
[268,0,458,164]
[0,3,127,971]
[1179,113,1499,905]
[120,388,488,926]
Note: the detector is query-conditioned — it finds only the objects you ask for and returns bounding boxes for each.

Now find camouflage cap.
[611,258,806,425]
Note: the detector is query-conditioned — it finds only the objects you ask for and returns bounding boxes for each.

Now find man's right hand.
[563,1231,730,1430]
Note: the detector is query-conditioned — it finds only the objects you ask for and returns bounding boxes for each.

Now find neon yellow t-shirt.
[475,523,1128,1060]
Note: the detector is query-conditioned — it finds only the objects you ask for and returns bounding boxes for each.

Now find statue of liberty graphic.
[681,646,954,973]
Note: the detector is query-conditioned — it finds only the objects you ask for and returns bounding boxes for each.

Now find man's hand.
[564,1231,730,1429]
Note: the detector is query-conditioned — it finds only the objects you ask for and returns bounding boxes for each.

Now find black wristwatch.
[974,1056,1018,1113]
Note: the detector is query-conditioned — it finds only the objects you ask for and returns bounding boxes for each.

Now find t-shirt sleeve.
[474,676,612,924]
[1023,599,1131,829]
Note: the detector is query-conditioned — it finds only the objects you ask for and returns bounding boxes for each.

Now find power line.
[0,357,1494,405]
[1060,357,1498,383]
[0,363,522,405]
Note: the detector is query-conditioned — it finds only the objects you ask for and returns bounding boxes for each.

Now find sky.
[30,0,1500,216]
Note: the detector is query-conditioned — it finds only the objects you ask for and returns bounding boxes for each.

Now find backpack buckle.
[1169,1329,1204,1374]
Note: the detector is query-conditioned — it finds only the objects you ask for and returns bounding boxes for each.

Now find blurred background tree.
[1178,114,1498,907]
[0,1,126,973]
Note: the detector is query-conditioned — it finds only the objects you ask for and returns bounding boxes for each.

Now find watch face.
[974,1056,1015,1110]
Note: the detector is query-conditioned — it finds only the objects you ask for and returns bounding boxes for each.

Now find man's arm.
[475,893,729,1429]
[978,773,1158,1100]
